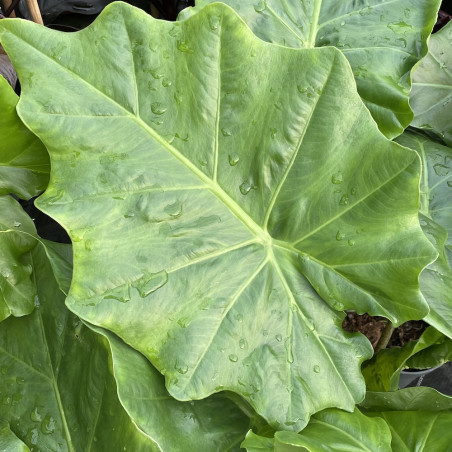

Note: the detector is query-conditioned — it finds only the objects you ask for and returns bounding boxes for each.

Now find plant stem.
[25,0,43,25]
[375,319,395,353]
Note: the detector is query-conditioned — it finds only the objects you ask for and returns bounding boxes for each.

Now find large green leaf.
[410,20,452,146]
[0,2,436,429]
[0,420,30,452]
[395,131,452,337]
[180,0,440,138]
[242,408,392,451]
[0,75,49,199]
[362,326,446,391]
[361,389,452,451]
[89,324,250,451]
[0,242,156,451]
[0,196,37,322]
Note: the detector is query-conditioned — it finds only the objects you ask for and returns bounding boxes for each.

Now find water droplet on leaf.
[229,354,238,363]
[151,103,167,115]
[229,154,239,166]
[313,365,320,373]
[41,415,55,434]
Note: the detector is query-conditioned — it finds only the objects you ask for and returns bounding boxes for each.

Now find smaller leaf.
[0,420,30,452]
[0,196,38,322]
[0,75,49,199]
[242,408,392,452]
[361,388,452,452]
[88,323,251,452]
[395,131,452,338]
[410,20,452,146]
[362,326,445,391]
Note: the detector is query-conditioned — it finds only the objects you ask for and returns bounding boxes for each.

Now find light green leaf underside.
[362,389,452,452]
[0,2,435,429]
[0,196,37,322]
[411,20,452,146]
[362,326,445,391]
[0,242,155,451]
[181,0,441,138]
[242,408,391,451]
[395,131,452,338]
[88,323,250,452]
[0,75,49,200]
[0,420,30,452]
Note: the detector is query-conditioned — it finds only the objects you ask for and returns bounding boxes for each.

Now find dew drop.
[16,377,25,385]
[132,270,168,298]
[221,128,232,136]
[333,301,344,310]
[84,240,94,251]
[351,187,357,195]
[235,313,243,322]
[228,354,238,363]
[239,182,252,195]
[285,338,294,364]
[339,194,349,205]
[433,163,449,176]
[270,128,277,139]
[254,0,266,13]
[313,365,320,373]
[162,78,172,87]
[331,173,343,184]
[209,15,220,30]
[262,329,269,337]
[13,221,21,227]
[31,407,42,422]
[447,181,452,187]
[275,334,282,342]
[228,154,240,166]
[348,239,355,246]
[336,231,345,241]
[177,365,188,374]
[164,200,182,218]
[340,20,346,26]
[177,40,194,54]
[151,103,167,115]
[239,338,248,349]
[41,415,56,434]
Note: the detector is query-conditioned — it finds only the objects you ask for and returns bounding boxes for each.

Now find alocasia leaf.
[361,388,452,451]
[362,326,446,391]
[0,75,49,200]
[242,408,392,451]
[180,0,440,138]
[410,20,452,146]
[0,241,156,451]
[88,324,250,452]
[395,131,452,337]
[0,2,436,429]
[0,420,30,452]
[0,196,37,322]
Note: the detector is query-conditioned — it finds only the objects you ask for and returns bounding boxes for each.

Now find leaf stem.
[375,319,394,353]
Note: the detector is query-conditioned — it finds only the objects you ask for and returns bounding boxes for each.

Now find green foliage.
[0,1,451,450]
[0,75,49,199]
[411,20,452,146]
[0,196,38,322]
[181,0,441,138]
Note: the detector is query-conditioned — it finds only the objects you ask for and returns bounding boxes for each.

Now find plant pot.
[398,366,441,389]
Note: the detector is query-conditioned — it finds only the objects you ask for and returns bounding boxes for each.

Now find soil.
[342,312,428,350]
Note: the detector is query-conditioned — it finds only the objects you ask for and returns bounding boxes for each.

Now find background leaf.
[361,388,452,451]
[0,241,156,451]
[0,75,49,200]
[88,323,250,452]
[242,408,392,451]
[180,0,441,138]
[0,420,30,452]
[395,131,452,337]
[0,196,37,322]
[410,20,452,146]
[362,327,446,391]
[0,2,436,430]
